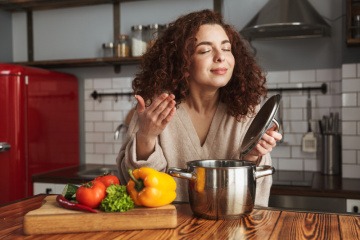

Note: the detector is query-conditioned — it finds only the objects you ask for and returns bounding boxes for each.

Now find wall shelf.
[0,0,143,12]
[0,0,223,72]
[14,57,142,72]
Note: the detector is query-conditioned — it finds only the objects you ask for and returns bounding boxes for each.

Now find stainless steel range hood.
[240,0,331,40]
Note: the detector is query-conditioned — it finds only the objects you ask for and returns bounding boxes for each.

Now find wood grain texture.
[339,214,360,239]
[270,211,341,240]
[1,195,360,239]
[23,196,177,235]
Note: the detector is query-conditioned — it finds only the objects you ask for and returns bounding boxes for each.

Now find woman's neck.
[184,91,219,114]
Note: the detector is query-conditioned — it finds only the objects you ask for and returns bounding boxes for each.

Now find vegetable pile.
[58,174,133,213]
[56,167,177,213]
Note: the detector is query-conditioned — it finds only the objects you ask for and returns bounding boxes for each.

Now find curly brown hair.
[132,9,267,120]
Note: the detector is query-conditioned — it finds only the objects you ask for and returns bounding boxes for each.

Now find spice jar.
[115,34,130,57]
[102,42,114,58]
[147,24,167,48]
[131,25,147,57]
[147,24,160,48]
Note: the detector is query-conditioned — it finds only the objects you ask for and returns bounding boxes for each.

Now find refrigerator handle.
[0,142,11,152]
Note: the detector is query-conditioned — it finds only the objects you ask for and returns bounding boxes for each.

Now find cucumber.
[62,183,79,201]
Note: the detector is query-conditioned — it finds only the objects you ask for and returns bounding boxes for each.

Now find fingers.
[266,129,283,142]
[136,93,176,130]
[268,123,278,132]
[135,95,146,113]
[151,94,176,121]
[139,93,172,125]
[162,106,176,125]
[250,130,283,157]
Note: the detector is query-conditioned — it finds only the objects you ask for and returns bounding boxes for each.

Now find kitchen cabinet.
[269,195,348,214]
[0,0,223,72]
[33,182,67,195]
[346,0,360,46]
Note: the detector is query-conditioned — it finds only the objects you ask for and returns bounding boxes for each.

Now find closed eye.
[200,50,211,54]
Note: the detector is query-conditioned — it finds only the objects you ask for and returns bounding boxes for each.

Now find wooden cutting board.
[23,195,177,235]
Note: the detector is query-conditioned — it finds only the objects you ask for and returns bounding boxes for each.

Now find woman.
[117,9,282,206]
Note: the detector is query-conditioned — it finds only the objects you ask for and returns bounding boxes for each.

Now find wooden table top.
[1,194,360,239]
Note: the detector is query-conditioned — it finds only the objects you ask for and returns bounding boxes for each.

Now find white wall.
[0,10,12,61]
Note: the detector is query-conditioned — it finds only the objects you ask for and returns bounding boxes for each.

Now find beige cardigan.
[116,102,273,207]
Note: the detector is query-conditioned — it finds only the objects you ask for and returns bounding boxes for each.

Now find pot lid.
[240,94,281,156]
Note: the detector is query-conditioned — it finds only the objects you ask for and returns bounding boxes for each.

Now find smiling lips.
[211,67,227,75]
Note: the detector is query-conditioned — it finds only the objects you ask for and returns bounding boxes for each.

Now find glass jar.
[147,24,167,48]
[147,23,160,48]
[115,34,130,57]
[102,42,114,58]
[131,25,147,57]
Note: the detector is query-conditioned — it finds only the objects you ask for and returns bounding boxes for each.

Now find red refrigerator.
[0,64,79,205]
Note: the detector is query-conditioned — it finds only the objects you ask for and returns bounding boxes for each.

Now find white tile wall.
[83,64,360,179]
[84,77,135,165]
[267,68,342,173]
[342,63,360,178]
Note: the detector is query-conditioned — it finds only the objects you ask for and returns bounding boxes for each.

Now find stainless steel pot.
[168,159,274,220]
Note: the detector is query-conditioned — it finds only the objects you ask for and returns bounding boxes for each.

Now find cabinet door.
[347,0,360,45]
[33,182,67,195]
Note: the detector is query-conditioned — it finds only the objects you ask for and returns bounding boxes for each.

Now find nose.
[214,50,225,62]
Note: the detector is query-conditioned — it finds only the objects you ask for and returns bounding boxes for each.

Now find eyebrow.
[195,40,231,48]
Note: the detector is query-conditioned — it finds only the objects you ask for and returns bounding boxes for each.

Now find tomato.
[76,180,106,209]
[95,174,120,188]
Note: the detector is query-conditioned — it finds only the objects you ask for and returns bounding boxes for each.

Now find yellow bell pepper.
[126,167,177,207]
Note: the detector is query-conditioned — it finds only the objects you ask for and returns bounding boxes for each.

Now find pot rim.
[186,159,255,169]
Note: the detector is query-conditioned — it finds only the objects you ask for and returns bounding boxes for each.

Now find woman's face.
[188,24,235,91]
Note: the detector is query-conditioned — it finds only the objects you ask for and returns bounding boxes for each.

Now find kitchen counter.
[32,164,360,199]
[32,164,113,184]
[1,194,360,239]
[271,170,360,199]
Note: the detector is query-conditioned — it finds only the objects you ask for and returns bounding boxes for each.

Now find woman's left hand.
[243,124,282,163]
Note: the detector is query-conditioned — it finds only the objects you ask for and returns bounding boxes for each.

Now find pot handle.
[254,165,275,179]
[168,167,196,180]
[272,118,280,132]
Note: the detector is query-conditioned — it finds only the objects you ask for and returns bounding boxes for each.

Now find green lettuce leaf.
[100,184,134,212]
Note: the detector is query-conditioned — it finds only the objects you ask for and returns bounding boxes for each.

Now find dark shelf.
[11,57,142,69]
[0,0,146,12]
[347,38,360,46]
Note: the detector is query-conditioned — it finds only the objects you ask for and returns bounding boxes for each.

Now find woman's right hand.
[135,93,176,159]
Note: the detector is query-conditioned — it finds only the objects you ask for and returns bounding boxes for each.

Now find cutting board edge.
[23,196,178,235]
[23,214,178,235]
